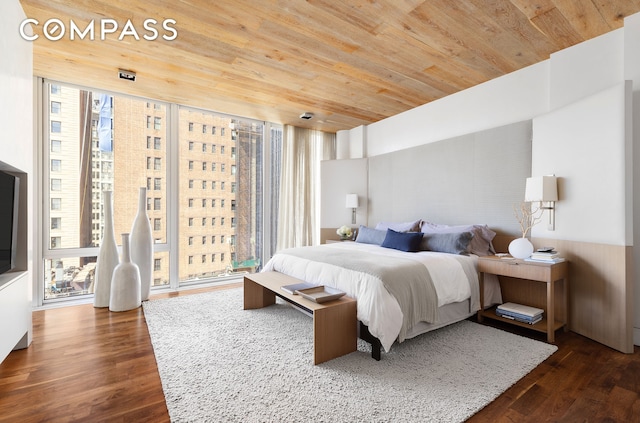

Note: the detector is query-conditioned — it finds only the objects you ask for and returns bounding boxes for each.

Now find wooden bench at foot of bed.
[243,271,358,365]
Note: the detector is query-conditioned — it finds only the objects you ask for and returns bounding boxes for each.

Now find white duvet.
[262,242,480,352]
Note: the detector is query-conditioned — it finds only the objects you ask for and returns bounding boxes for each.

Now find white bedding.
[262,242,490,352]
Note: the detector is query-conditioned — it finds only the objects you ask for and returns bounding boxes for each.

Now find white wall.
[0,0,34,364]
[365,61,549,157]
[320,159,368,229]
[624,12,640,345]
[531,82,632,245]
[336,125,365,159]
[549,29,624,110]
[363,27,626,159]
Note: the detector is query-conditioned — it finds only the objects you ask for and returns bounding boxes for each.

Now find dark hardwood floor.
[1,284,638,422]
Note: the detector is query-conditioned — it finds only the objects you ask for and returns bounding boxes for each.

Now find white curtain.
[276,125,335,250]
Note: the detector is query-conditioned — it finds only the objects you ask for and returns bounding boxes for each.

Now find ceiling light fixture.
[299,112,313,120]
[118,69,136,82]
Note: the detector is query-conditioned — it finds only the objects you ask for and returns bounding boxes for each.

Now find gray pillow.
[355,225,387,245]
[419,231,474,255]
[375,219,422,233]
[421,222,496,256]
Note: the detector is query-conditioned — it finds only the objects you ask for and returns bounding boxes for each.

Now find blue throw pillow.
[355,225,387,245]
[380,229,423,252]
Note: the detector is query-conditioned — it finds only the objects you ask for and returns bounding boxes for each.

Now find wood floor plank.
[1,282,639,422]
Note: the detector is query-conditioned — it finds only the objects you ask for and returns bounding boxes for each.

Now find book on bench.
[281,282,316,294]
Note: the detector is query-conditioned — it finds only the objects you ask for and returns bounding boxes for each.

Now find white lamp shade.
[525,176,558,202]
[345,194,358,208]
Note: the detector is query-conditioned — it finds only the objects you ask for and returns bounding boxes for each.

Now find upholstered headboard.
[367,120,532,237]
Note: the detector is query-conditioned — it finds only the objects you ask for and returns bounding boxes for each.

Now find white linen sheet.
[262,242,483,352]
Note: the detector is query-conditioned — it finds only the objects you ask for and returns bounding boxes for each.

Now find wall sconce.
[345,194,358,225]
[525,175,558,231]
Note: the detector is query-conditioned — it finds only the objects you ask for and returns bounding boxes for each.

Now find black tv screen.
[0,170,19,275]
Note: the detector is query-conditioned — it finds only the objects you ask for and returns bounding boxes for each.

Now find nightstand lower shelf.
[479,305,565,335]
[478,256,569,343]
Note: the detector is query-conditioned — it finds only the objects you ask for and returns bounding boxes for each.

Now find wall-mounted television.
[0,170,19,275]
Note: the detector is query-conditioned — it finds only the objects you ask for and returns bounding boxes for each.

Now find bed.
[262,222,502,358]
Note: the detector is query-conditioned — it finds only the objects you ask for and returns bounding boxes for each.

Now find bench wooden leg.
[243,276,275,309]
[313,301,357,364]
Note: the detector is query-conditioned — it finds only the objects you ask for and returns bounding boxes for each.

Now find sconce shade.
[525,176,558,202]
[345,194,359,209]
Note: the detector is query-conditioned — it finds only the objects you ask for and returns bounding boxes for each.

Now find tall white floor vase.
[130,187,153,301]
[93,191,119,308]
[109,233,141,312]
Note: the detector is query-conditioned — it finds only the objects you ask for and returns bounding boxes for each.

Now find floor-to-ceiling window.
[177,107,263,283]
[41,80,277,303]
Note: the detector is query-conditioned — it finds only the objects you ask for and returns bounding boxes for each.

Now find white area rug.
[143,288,557,422]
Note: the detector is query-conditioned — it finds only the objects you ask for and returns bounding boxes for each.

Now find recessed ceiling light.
[118,69,136,82]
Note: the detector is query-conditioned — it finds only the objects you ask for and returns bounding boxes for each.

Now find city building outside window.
[41,81,276,302]
[43,85,170,299]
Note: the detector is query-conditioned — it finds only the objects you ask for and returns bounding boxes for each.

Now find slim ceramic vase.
[130,187,153,301]
[109,233,141,312]
[93,191,119,308]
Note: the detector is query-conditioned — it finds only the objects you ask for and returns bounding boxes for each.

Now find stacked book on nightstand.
[524,248,565,264]
[496,302,544,324]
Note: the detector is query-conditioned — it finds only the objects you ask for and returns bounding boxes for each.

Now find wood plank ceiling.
[18,0,640,133]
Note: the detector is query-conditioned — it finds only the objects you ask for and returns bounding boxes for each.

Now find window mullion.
[168,103,180,290]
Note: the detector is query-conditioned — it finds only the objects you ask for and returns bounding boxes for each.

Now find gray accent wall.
[367,120,532,236]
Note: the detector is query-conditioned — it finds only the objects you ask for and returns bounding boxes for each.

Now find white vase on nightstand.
[508,237,534,259]
[93,191,118,308]
[130,187,153,301]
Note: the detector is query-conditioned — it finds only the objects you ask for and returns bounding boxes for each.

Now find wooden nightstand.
[477,256,569,343]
